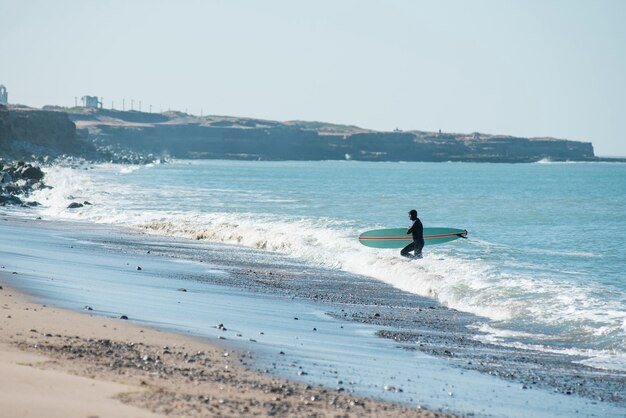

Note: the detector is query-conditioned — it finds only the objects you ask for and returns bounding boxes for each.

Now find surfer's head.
[408,209,418,221]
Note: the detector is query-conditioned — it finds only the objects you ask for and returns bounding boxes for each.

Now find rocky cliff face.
[70,109,597,163]
[0,106,601,163]
[0,105,96,160]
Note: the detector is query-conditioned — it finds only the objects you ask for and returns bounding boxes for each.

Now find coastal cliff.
[68,108,597,163]
[0,105,96,160]
[0,105,605,163]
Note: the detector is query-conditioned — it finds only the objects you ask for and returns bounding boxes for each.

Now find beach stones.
[0,195,22,205]
[67,202,84,209]
[0,161,48,206]
[0,172,13,183]
[21,165,44,180]
[383,384,402,392]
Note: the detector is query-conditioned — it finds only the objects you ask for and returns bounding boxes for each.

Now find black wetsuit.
[401,218,424,258]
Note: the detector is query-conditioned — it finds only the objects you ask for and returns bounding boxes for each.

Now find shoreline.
[0,283,445,418]
[2,213,624,417]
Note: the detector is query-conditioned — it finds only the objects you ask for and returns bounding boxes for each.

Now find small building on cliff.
[0,85,7,104]
[81,95,102,108]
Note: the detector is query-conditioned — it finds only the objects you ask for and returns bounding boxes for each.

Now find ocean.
[30,159,626,372]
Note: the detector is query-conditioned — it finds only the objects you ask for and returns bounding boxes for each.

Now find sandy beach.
[0,283,447,418]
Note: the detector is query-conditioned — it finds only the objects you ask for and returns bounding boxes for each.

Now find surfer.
[401,209,424,258]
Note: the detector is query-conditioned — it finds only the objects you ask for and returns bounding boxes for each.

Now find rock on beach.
[0,160,46,207]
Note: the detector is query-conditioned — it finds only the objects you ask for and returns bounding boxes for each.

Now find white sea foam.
[535,159,587,165]
[471,323,626,371]
[119,165,143,174]
[30,163,626,370]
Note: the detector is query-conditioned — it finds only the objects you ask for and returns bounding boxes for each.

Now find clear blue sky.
[2,0,625,156]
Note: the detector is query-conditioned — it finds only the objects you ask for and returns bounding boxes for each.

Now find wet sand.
[0,285,446,418]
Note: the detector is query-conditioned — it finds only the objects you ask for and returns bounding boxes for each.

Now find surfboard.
[358,227,467,249]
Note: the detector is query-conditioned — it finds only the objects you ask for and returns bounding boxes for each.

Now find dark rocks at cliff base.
[94,145,169,165]
[0,195,23,205]
[21,165,45,180]
[0,160,48,207]
[67,202,84,209]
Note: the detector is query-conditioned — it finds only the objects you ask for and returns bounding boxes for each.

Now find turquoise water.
[34,160,626,370]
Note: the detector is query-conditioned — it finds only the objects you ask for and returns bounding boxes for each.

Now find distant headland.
[1,104,624,163]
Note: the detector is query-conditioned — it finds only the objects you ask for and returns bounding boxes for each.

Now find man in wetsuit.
[401,209,424,259]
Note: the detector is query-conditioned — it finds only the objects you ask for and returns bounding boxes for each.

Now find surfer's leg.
[414,239,424,258]
[401,242,415,257]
